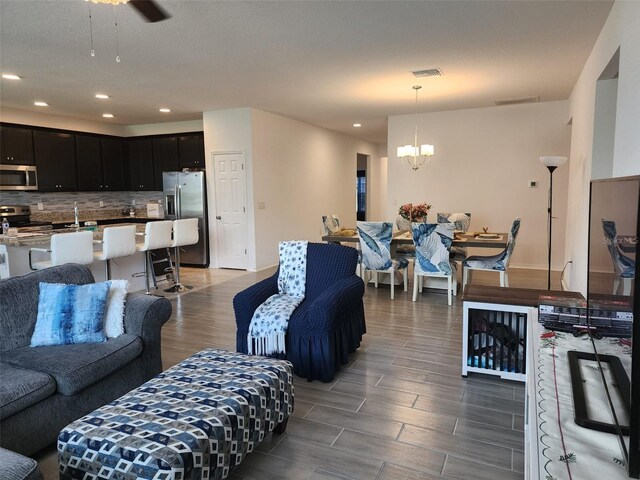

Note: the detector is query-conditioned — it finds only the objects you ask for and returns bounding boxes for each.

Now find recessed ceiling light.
[353,123,362,128]
[95,93,110,99]
[159,108,171,113]
[2,74,21,80]
[102,113,114,118]
[34,101,48,107]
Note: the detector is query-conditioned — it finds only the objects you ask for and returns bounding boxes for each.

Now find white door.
[213,152,247,269]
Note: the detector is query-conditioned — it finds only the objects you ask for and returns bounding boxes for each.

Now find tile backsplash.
[0,191,163,221]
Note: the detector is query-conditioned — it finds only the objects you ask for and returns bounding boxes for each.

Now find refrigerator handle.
[165,194,175,217]
[176,184,182,220]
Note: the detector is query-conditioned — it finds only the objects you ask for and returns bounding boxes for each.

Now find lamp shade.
[540,156,568,168]
[397,145,413,158]
[420,144,434,156]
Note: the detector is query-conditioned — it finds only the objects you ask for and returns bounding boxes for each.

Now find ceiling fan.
[129,0,170,23]
[89,0,171,23]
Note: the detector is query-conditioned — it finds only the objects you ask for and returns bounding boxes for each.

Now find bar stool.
[94,225,137,280]
[165,218,199,293]
[29,231,94,270]
[136,220,174,295]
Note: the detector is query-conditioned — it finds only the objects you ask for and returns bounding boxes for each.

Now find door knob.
[216,216,221,220]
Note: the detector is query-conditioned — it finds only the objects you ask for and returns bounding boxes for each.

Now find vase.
[396,215,411,231]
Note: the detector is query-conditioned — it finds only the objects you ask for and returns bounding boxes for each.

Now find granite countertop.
[0,222,148,247]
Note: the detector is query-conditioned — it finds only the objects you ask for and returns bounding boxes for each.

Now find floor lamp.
[540,156,568,290]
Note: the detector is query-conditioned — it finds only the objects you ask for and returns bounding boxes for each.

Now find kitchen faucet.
[73,202,80,228]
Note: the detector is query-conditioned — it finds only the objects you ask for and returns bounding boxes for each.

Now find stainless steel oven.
[0,165,38,190]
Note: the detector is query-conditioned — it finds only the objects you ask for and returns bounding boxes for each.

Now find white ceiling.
[0,0,613,143]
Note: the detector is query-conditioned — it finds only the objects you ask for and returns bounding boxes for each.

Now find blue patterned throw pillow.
[31,282,110,347]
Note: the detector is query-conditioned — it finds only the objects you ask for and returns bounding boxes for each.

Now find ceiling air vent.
[412,68,443,78]
[495,96,540,106]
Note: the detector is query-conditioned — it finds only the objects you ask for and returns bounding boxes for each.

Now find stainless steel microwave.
[0,165,38,190]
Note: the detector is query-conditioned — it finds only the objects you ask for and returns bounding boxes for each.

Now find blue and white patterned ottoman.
[57,349,294,480]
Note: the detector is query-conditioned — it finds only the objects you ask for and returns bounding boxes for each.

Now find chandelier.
[397,85,434,171]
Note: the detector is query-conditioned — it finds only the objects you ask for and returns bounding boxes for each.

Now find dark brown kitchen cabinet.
[178,134,205,168]
[101,138,126,190]
[75,135,103,191]
[33,131,77,191]
[152,136,179,190]
[1,125,35,165]
[127,138,155,191]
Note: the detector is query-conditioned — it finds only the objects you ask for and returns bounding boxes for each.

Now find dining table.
[322,229,508,254]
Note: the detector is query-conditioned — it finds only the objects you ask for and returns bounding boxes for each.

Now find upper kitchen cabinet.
[33,131,77,191]
[152,136,179,190]
[75,134,103,191]
[101,137,126,190]
[178,134,205,168]
[1,125,35,165]
[127,138,155,191]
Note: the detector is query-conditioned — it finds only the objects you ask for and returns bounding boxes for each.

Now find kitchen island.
[0,223,157,292]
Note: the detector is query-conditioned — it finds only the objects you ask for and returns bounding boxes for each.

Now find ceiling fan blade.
[129,0,171,23]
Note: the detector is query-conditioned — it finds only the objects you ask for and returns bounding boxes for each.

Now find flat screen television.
[588,175,640,477]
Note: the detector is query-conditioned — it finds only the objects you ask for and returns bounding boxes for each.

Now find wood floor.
[35,267,561,479]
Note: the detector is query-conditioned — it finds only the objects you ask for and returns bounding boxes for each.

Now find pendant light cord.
[88,3,95,57]
[414,86,419,155]
[114,6,121,62]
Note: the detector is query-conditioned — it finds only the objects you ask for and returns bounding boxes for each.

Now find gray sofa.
[0,448,42,480]
[0,264,172,456]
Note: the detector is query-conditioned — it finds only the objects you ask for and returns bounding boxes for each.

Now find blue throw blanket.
[248,241,308,355]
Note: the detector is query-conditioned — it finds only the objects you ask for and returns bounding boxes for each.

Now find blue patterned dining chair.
[437,212,471,262]
[602,219,635,295]
[462,218,521,288]
[412,222,457,305]
[437,212,472,233]
[357,221,408,299]
[321,215,341,235]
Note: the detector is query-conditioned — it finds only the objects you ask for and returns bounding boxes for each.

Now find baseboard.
[256,263,278,273]
[508,264,560,271]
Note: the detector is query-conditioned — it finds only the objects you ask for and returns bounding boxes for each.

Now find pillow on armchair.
[30,282,110,347]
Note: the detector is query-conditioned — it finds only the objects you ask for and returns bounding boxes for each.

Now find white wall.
[564,0,640,294]
[251,108,379,270]
[202,108,254,269]
[123,119,204,137]
[591,78,618,180]
[202,107,379,271]
[0,107,203,138]
[366,155,387,221]
[0,107,126,136]
[388,101,571,270]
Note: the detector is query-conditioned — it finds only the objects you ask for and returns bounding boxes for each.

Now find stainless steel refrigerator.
[163,171,209,267]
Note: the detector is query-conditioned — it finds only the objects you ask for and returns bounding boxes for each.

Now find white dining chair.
[602,219,635,295]
[94,225,137,280]
[411,222,457,305]
[463,218,521,288]
[165,218,199,293]
[29,231,94,270]
[438,212,472,263]
[136,220,174,294]
[357,221,408,300]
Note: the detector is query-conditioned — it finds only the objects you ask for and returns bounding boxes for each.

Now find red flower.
[398,202,431,221]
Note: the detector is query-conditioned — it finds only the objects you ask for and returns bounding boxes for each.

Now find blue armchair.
[234,242,366,382]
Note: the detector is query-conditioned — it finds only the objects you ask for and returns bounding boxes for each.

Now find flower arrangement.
[398,202,431,222]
